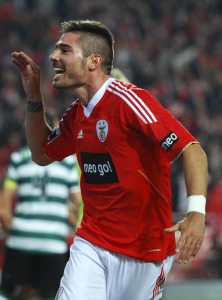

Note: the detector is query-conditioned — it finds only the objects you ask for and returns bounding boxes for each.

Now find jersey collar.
[82,77,115,117]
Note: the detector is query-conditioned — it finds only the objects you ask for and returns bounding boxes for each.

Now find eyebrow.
[55,42,72,49]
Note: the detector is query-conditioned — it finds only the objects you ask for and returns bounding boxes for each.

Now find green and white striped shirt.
[4,146,80,254]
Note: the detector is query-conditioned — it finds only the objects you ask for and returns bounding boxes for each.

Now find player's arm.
[68,191,82,229]
[165,143,208,263]
[0,179,17,232]
[12,51,53,166]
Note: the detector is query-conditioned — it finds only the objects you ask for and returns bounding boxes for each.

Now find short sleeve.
[43,102,79,161]
[119,86,198,163]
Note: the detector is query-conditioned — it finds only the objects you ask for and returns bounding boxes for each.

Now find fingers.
[164,223,181,233]
[12,52,28,71]
[164,217,204,264]
[12,51,32,65]
[12,52,38,74]
[176,234,202,264]
[11,51,41,99]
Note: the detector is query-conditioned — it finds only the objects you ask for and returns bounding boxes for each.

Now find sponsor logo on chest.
[81,152,118,184]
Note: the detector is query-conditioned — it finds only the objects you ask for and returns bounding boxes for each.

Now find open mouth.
[54,68,65,76]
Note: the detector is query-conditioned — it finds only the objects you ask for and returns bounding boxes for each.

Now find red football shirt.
[44,78,198,261]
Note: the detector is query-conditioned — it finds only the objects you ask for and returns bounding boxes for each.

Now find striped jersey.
[4,146,80,254]
[44,78,198,261]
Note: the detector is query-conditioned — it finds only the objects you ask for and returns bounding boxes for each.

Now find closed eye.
[61,49,69,54]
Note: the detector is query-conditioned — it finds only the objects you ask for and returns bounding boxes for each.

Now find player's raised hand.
[164,212,205,264]
[12,51,41,100]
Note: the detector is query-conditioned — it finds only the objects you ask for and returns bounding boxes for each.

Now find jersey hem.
[75,233,176,262]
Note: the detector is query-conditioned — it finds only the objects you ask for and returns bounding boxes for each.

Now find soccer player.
[11,20,208,300]
[0,110,81,300]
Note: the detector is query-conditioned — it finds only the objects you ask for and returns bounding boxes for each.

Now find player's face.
[49,32,88,90]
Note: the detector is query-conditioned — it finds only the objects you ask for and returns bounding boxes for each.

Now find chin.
[52,81,64,89]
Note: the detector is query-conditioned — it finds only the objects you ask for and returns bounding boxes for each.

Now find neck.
[73,74,111,107]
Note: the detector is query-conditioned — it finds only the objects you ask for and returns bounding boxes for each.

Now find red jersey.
[44,78,198,261]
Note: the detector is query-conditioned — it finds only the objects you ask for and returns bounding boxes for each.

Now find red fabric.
[44,80,197,261]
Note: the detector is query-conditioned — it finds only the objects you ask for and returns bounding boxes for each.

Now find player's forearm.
[0,188,14,231]
[25,99,52,165]
[0,188,13,211]
[182,143,208,197]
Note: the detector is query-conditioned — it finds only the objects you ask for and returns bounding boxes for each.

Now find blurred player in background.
[0,109,81,300]
[11,20,207,300]
[111,67,129,83]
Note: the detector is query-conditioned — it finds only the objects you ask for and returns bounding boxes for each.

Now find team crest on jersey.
[96,120,108,142]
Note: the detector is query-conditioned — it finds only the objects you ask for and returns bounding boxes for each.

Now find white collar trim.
[82,77,115,117]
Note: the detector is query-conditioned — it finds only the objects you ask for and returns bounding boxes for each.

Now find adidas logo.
[77,129,83,139]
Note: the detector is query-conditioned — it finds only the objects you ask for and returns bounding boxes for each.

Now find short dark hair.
[61,20,114,74]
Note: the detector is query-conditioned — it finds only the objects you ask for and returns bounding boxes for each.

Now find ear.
[88,54,102,71]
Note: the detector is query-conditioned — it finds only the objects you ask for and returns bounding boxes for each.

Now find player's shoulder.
[107,79,162,115]
[108,80,156,101]
[62,154,77,164]
[60,99,80,124]
[65,99,80,113]
[108,79,137,91]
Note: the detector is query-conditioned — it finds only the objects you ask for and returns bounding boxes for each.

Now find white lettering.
[107,161,112,172]
[84,161,113,176]
[161,142,169,150]
[84,164,97,173]
[166,137,173,145]
[161,133,178,150]
[103,164,109,173]
[171,133,177,140]
[98,161,113,176]
[98,164,104,176]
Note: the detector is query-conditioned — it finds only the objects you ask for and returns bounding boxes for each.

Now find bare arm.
[183,143,208,197]
[67,191,82,228]
[165,143,208,263]
[0,187,14,232]
[12,51,52,165]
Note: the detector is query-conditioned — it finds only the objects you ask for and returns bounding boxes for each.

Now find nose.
[49,50,59,61]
